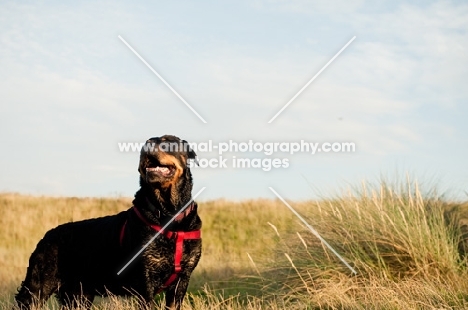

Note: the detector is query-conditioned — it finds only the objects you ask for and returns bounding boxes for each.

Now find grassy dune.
[1,179,468,309]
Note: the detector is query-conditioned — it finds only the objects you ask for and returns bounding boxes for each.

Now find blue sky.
[1,0,467,201]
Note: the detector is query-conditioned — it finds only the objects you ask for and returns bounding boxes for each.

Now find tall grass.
[255,179,468,308]
[1,178,468,309]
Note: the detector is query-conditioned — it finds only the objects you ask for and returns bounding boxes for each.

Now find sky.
[1,0,467,201]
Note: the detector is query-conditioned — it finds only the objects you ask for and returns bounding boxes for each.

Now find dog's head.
[138,135,197,207]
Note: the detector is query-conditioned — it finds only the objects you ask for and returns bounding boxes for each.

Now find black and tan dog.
[16,135,202,310]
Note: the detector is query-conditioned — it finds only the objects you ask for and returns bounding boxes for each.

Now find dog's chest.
[142,237,201,274]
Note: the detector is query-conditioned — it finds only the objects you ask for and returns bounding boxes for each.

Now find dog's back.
[16,212,134,306]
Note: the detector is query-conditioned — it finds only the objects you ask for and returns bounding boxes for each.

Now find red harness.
[119,205,201,291]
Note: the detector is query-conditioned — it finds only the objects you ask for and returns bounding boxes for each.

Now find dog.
[16,135,202,310]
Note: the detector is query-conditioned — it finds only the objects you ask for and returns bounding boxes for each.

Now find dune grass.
[1,178,468,309]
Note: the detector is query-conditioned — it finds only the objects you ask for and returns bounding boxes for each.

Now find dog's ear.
[182,140,198,166]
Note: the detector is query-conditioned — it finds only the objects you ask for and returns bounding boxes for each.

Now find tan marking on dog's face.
[157,152,183,189]
[139,150,184,189]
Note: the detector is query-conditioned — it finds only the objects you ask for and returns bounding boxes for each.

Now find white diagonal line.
[118,35,207,124]
[117,187,206,275]
[269,187,357,275]
[268,36,356,123]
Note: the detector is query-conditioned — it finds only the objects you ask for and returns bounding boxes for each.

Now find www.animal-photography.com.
[1,1,468,309]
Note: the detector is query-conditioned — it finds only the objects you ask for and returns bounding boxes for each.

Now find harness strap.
[145,198,196,222]
[175,232,184,273]
[132,206,175,238]
[119,206,201,292]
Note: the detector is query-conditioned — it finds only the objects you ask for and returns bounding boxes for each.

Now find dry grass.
[1,178,468,309]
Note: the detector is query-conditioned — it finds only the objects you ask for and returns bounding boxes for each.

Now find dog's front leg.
[163,276,190,310]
